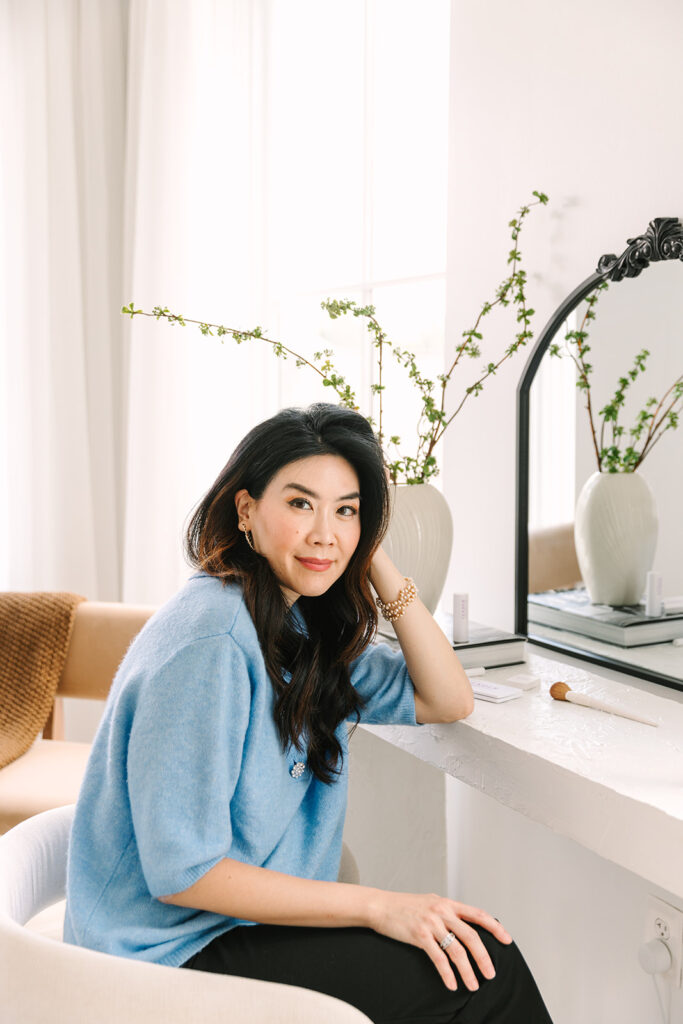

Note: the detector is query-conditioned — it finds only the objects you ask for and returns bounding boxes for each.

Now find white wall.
[442,2,683,1022]
[346,727,446,894]
[444,0,683,631]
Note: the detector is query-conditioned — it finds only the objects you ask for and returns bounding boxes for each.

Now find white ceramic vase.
[382,483,453,614]
[574,471,658,606]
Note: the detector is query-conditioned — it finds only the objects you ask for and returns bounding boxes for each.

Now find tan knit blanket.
[0,592,86,769]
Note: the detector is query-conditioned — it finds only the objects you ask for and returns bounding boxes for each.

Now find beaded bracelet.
[376,577,418,623]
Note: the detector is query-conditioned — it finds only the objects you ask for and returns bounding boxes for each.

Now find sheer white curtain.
[121,0,274,604]
[0,0,127,597]
[1,0,450,609]
[0,0,274,604]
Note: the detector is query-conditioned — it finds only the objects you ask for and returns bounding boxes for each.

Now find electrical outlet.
[644,896,683,987]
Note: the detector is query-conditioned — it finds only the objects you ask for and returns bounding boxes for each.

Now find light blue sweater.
[64,573,417,967]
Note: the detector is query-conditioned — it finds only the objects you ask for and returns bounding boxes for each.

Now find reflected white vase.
[574,471,658,606]
[382,484,453,614]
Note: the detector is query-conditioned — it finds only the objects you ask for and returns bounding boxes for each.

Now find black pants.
[183,923,554,1024]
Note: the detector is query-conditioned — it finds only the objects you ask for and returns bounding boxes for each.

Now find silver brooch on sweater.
[290,761,306,779]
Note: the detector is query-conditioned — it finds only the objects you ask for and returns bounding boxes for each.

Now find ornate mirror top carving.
[597,216,683,282]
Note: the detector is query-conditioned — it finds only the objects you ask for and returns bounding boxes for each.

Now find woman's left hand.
[366,888,512,991]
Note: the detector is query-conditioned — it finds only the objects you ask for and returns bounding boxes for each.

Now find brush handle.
[566,691,658,727]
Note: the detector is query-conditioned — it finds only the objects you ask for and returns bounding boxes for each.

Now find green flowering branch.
[123,190,548,484]
[120,304,360,411]
[320,191,549,482]
[636,374,683,468]
[549,282,683,472]
[319,298,387,443]
[431,192,546,463]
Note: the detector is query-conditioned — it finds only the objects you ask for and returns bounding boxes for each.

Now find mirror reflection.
[526,258,683,685]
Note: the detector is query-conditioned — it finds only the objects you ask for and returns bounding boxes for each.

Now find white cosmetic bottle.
[452,593,469,643]
[645,571,663,617]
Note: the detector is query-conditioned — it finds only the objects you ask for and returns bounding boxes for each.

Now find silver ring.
[439,931,456,951]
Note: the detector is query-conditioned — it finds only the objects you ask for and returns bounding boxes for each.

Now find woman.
[65,403,553,1023]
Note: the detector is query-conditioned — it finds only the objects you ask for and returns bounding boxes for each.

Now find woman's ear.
[234,488,253,524]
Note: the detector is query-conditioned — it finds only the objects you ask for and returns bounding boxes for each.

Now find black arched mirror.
[515,218,683,692]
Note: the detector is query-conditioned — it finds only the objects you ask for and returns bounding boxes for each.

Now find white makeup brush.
[549,682,658,728]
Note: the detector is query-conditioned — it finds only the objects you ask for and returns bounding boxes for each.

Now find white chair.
[0,805,371,1024]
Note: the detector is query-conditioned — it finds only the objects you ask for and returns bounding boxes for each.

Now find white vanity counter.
[364,647,683,899]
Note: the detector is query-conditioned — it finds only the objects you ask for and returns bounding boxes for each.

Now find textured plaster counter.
[363,648,683,899]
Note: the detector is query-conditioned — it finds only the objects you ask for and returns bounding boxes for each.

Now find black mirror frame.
[515,217,683,692]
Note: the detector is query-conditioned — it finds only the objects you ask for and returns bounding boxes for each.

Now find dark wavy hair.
[185,403,390,783]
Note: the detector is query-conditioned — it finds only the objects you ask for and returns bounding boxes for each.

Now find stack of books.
[379,617,527,669]
[527,588,683,648]
[448,621,527,669]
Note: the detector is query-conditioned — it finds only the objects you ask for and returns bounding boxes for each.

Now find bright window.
[264,0,451,454]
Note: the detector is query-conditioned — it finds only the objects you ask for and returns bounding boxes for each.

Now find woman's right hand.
[366,890,512,991]
[161,856,510,992]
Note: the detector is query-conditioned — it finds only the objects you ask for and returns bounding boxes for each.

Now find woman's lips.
[297,557,333,572]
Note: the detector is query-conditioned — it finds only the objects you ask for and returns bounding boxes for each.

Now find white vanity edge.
[363,645,683,899]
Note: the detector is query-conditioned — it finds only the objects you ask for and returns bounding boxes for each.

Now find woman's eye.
[289,498,312,510]
[338,505,359,517]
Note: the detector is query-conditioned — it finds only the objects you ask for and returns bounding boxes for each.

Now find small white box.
[504,672,540,691]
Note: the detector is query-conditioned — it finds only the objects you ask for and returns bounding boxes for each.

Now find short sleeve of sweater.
[349,642,417,726]
[126,634,251,899]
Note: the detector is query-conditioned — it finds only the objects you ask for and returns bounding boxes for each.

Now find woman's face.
[235,454,362,605]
